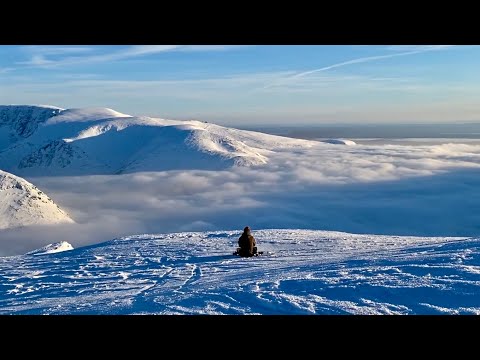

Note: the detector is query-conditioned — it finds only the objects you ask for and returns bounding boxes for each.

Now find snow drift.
[26,241,74,255]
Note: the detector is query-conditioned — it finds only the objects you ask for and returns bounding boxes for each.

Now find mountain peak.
[45,107,131,125]
[0,169,74,229]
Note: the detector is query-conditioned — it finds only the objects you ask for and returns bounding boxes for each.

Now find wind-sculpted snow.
[0,229,478,315]
[26,241,74,255]
[44,107,131,125]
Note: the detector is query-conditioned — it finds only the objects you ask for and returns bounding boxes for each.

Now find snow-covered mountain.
[0,169,74,229]
[0,105,63,150]
[0,105,324,176]
[0,229,478,314]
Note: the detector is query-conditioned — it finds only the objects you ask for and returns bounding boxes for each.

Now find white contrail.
[292,50,423,78]
[263,45,454,89]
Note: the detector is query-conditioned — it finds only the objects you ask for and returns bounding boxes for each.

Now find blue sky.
[1,45,479,125]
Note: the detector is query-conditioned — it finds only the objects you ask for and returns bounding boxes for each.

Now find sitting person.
[237,226,257,257]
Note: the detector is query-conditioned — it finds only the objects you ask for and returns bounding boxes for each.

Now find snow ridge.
[26,241,74,255]
[0,169,74,229]
[0,105,63,138]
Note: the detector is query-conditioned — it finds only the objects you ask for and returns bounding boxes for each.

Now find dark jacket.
[238,231,256,257]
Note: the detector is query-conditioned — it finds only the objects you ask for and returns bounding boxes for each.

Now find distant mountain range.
[0,105,324,176]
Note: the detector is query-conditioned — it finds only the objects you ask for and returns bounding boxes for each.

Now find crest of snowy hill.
[0,169,74,230]
[26,241,74,256]
[0,105,352,176]
[0,229,478,315]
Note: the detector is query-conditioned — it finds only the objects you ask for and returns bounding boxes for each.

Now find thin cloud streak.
[18,45,181,67]
[292,51,425,77]
[0,67,14,74]
[17,45,249,68]
[177,45,251,52]
[21,46,95,55]
[264,45,455,89]
[386,45,454,52]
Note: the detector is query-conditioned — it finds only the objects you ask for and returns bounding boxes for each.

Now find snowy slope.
[26,241,74,256]
[0,105,325,176]
[0,169,74,229]
[0,105,63,151]
[0,229,478,315]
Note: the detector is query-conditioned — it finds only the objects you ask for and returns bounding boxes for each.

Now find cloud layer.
[2,140,480,255]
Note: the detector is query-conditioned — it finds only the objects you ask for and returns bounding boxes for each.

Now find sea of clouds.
[2,141,480,255]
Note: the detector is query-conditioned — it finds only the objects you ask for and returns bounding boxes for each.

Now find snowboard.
[233,248,264,256]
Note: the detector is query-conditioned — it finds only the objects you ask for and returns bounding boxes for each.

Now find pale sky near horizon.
[1,45,479,125]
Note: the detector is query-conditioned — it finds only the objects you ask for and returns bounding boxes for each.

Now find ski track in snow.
[1,229,479,315]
